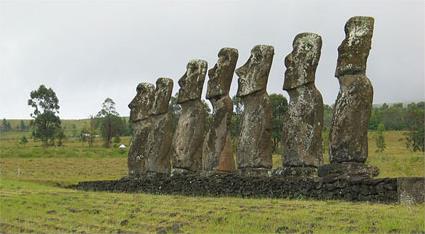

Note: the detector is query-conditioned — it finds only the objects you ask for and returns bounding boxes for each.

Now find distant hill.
[373,100,425,108]
[4,118,130,137]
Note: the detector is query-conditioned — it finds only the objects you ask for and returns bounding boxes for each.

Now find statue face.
[236,45,274,97]
[335,16,374,77]
[206,48,239,99]
[283,33,322,90]
[177,59,208,104]
[128,83,155,122]
[151,78,173,115]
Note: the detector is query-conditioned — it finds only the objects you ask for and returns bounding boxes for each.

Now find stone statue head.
[151,78,173,115]
[177,59,208,104]
[335,16,374,78]
[206,48,239,100]
[283,33,322,90]
[236,45,274,97]
[129,82,155,122]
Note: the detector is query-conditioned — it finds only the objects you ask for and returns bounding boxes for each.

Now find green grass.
[1,179,424,233]
[0,133,131,158]
[0,130,424,233]
[367,131,425,177]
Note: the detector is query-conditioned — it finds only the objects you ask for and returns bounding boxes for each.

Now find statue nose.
[235,65,246,76]
[284,55,292,67]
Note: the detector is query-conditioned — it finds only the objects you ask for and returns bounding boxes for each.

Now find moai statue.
[171,59,208,174]
[319,16,379,178]
[128,82,155,177]
[202,48,238,174]
[145,78,174,176]
[236,45,274,176]
[276,33,324,177]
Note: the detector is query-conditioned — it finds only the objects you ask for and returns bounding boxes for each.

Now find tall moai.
[145,78,174,175]
[320,16,379,178]
[128,83,155,177]
[171,59,208,174]
[236,45,274,176]
[277,33,324,177]
[202,48,238,174]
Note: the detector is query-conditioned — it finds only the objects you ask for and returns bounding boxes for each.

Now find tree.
[19,120,27,131]
[56,127,66,146]
[269,94,288,153]
[375,123,386,152]
[0,119,12,132]
[28,85,62,146]
[230,95,242,139]
[87,115,97,147]
[19,136,28,145]
[96,98,125,148]
[121,117,132,136]
[323,105,333,130]
[169,94,181,132]
[405,102,424,152]
[230,95,243,150]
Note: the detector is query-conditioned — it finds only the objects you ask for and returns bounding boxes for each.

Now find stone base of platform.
[318,162,380,178]
[71,174,424,203]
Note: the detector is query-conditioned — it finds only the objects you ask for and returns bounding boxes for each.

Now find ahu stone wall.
[74,176,425,204]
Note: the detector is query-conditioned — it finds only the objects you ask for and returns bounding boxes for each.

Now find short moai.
[236,45,274,176]
[171,59,208,175]
[276,33,324,177]
[202,48,238,174]
[319,16,379,178]
[145,78,174,176]
[127,82,155,177]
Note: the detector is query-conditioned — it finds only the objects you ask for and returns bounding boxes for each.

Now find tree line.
[0,119,30,132]
[1,85,424,152]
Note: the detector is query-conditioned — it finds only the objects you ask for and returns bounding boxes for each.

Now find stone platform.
[71,175,424,204]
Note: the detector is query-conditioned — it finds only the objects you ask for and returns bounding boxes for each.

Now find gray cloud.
[0,0,424,119]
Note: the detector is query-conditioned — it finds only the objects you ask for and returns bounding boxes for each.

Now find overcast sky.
[0,0,424,119]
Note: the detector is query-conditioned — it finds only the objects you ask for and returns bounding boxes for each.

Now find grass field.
[1,130,424,233]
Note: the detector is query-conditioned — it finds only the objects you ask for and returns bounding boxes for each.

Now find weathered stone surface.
[335,16,374,78]
[206,48,238,99]
[202,96,235,173]
[128,83,155,122]
[127,122,151,177]
[127,83,155,177]
[75,175,411,203]
[146,113,173,175]
[177,59,208,104]
[236,92,273,173]
[236,45,274,175]
[172,100,207,172]
[318,162,379,179]
[171,60,208,173]
[329,16,375,165]
[329,74,373,164]
[283,33,322,90]
[236,45,274,97]
[273,167,318,177]
[151,78,173,115]
[145,78,174,175]
[282,33,324,170]
[397,177,425,204]
[202,48,238,173]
